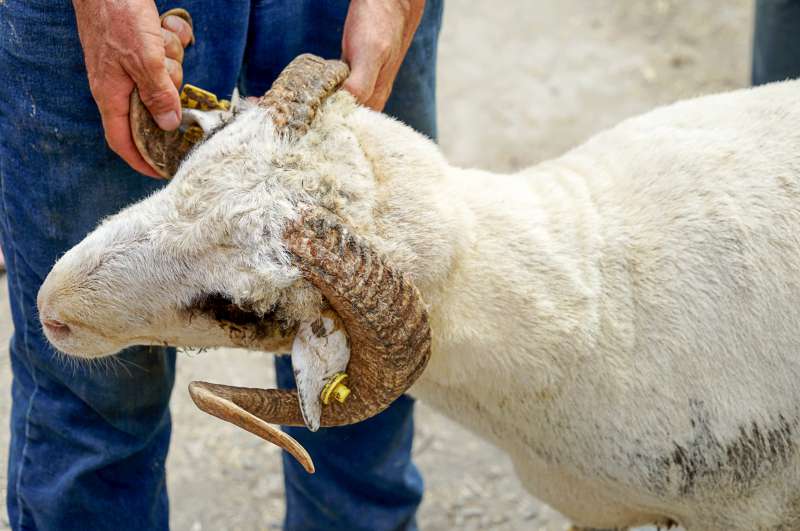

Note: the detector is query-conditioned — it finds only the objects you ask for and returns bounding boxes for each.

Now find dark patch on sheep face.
[189,293,296,347]
[652,399,795,498]
[661,518,679,529]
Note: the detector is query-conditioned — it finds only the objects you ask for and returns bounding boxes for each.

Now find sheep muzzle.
[189,207,432,473]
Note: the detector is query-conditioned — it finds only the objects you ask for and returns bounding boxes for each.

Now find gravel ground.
[1,1,754,529]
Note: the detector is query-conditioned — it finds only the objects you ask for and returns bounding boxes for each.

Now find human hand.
[341,0,425,111]
[72,1,194,177]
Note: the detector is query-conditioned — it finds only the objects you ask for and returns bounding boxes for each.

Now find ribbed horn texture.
[191,207,432,427]
[258,54,350,137]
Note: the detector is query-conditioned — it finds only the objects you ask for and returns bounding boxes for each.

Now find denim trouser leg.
[753,0,800,85]
[242,2,443,530]
[0,1,248,529]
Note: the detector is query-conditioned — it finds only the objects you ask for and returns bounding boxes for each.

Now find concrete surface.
[1,1,754,529]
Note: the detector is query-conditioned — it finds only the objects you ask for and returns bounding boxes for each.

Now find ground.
[0,1,754,529]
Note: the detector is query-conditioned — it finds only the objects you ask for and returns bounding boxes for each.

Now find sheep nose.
[42,318,71,340]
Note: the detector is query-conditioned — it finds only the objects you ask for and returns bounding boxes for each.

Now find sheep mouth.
[188,293,297,349]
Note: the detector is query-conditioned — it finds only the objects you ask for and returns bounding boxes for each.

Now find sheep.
[37,53,800,530]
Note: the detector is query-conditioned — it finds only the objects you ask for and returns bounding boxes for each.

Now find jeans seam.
[0,156,40,530]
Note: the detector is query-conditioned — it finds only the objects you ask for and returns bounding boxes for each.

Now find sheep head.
[37,54,431,473]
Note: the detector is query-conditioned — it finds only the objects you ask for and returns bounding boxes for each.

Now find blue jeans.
[753,0,800,85]
[0,1,442,529]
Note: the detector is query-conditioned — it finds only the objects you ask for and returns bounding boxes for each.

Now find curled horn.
[190,207,432,473]
[189,55,429,473]
[258,53,350,137]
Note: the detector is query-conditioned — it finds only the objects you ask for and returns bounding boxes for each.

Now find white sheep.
[38,54,800,530]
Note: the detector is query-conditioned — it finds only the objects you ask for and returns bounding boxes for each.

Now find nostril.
[43,319,71,338]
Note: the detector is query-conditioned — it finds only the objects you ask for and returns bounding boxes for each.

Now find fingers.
[87,61,162,178]
[125,41,182,131]
[123,10,193,132]
[343,66,379,105]
[136,73,181,131]
[162,27,184,64]
[342,46,385,107]
[73,2,186,178]
[162,14,194,47]
[364,65,396,111]
[161,12,191,89]
[165,57,183,89]
[345,55,399,111]
[340,0,424,111]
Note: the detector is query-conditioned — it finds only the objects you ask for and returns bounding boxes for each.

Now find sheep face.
[38,54,432,448]
[38,94,373,360]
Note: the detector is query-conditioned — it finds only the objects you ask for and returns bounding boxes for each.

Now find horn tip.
[188,381,317,474]
[188,380,216,411]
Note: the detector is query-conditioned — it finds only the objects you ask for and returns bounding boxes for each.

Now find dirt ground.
[0,1,755,529]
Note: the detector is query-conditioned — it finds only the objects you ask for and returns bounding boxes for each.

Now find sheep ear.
[290,313,351,431]
[182,89,241,134]
[182,108,230,135]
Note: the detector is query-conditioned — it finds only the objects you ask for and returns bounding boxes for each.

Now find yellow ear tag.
[320,373,351,405]
[180,84,231,111]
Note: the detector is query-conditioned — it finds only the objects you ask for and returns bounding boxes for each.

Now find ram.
[37,54,800,530]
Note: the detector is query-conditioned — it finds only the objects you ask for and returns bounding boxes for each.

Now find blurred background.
[0,1,754,529]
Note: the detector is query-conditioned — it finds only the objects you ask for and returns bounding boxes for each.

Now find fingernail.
[163,16,183,33]
[155,111,180,131]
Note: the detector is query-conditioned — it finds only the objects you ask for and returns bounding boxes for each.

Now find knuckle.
[122,47,157,77]
[168,62,183,86]
[344,81,367,102]
[138,87,175,110]
[142,53,164,72]
[162,16,193,45]
[165,58,180,74]
[161,28,175,46]
[165,44,184,63]
[104,132,122,154]
[376,38,393,56]
[87,78,105,99]
[165,29,182,49]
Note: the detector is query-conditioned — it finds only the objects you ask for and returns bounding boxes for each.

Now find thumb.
[130,56,182,131]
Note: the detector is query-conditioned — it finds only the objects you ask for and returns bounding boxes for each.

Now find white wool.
[39,81,800,530]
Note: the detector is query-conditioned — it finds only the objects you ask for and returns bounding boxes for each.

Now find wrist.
[347,0,419,14]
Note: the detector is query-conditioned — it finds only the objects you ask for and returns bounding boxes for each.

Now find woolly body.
[39,81,800,529]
